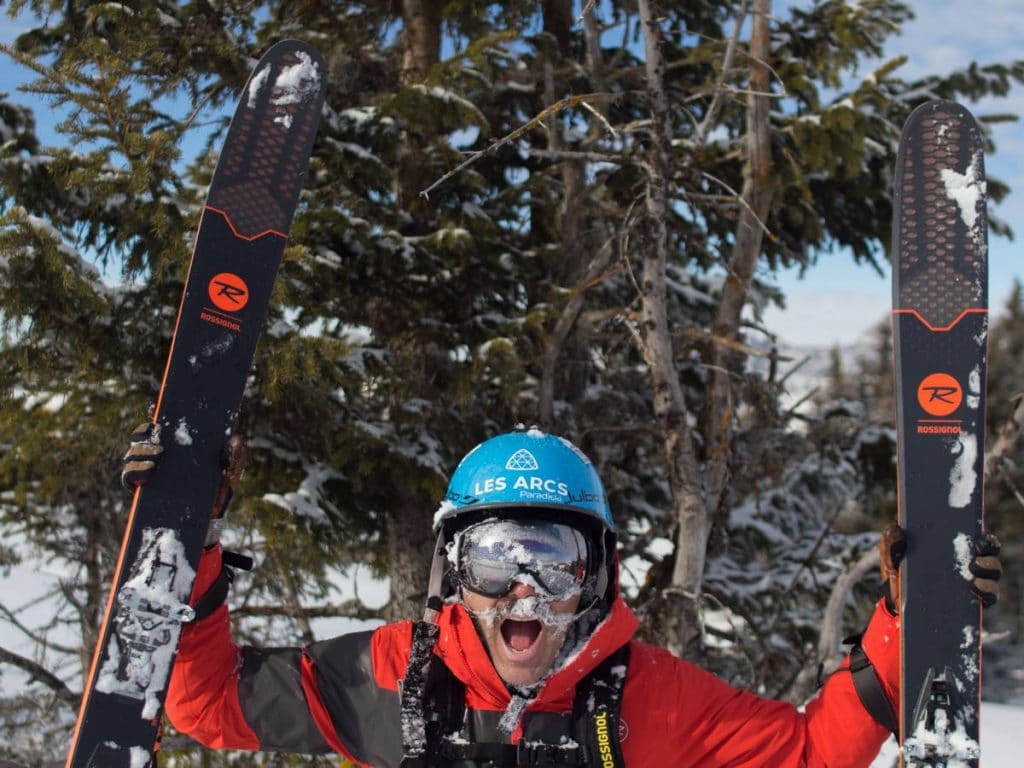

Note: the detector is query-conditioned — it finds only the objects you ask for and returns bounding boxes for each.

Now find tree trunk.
[400,0,442,84]
[384,496,435,622]
[397,0,443,226]
[388,0,444,621]
[637,0,708,660]
[537,0,592,427]
[702,0,774,527]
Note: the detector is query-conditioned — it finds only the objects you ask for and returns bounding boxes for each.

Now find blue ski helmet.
[434,427,613,536]
[433,427,617,603]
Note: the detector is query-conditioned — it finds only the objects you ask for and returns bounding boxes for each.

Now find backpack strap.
[188,550,253,623]
[574,642,629,768]
[845,634,898,737]
[400,632,630,767]
[399,620,445,767]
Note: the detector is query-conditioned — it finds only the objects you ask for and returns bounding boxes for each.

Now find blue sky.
[765,0,1024,345]
[3,3,1023,346]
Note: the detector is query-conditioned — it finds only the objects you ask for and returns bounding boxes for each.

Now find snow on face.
[463,592,582,631]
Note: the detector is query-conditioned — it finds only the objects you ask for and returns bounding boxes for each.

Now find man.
[125,425,1000,767]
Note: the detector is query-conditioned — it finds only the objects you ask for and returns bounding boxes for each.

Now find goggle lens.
[455,519,588,600]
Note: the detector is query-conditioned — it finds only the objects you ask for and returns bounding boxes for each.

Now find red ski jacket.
[167,544,899,767]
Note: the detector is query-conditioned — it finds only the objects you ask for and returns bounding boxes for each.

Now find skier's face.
[461,580,582,686]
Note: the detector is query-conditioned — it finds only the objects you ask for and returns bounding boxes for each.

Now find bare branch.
[696,171,774,240]
[675,326,793,361]
[695,2,750,147]
[419,93,617,198]
[538,240,620,425]
[528,148,632,164]
[789,544,880,704]
[0,644,78,706]
[985,394,1024,481]
[576,0,598,25]
[0,600,81,657]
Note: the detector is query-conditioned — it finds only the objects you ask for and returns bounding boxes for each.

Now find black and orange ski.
[65,40,325,768]
[892,101,988,766]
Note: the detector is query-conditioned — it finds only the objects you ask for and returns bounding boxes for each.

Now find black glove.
[210,435,247,520]
[120,421,246,525]
[880,523,1001,612]
[969,533,1002,608]
[121,421,164,488]
[879,523,907,614]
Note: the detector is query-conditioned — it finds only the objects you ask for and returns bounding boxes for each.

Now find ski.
[64,40,325,768]
[892,101,988,766]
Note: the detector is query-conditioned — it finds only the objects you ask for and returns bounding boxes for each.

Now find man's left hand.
[879,523,1001,612]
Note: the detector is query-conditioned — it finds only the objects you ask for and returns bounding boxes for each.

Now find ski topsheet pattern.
[65,40,325,768]
[892,101,988,766]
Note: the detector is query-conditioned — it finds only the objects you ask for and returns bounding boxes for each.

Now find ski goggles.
[453,519,589,600]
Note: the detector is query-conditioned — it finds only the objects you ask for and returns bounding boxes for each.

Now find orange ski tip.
[891,307,987,333]
[204,205,289,242]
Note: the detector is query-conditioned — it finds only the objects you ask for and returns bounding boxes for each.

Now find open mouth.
[500,619,543,654]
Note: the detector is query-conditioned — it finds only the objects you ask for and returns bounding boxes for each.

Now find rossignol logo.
[917,372,962,416]
[594,712,617,768]
[208,272,250,312]
[916,372,963,435]
[201,272,249,332]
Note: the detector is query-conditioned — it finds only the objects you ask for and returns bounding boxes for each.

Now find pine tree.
[2,1,1024,763]
[978,280,1024,701]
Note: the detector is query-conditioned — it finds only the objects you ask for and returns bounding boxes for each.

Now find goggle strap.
[593,532,608,600]
[423,531,448,623]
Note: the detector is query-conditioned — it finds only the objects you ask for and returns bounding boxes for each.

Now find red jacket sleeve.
[166,545,344,755]
[619,599,899,767]
[804,598,900,766]
[165,544,261,750]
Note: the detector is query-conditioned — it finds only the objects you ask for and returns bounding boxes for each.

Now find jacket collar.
[433,596,638,711]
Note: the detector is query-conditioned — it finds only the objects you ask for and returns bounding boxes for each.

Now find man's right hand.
[121,421,164,488]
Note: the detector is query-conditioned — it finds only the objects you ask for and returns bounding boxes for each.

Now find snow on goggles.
[454,519,588,600]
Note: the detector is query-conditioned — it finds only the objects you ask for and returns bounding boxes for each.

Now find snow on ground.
[871,701,1024,767]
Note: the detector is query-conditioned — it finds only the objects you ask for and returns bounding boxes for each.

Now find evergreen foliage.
[1,2,1022,764]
